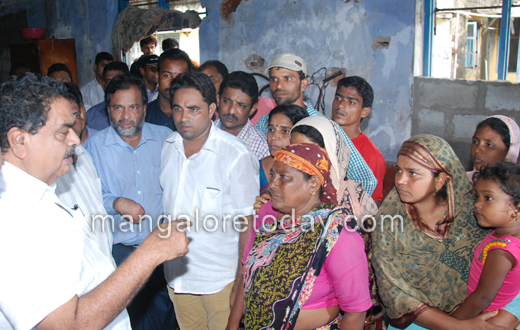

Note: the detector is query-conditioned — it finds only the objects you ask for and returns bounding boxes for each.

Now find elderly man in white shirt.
[161,71,259,330]
[81,52,113,111]
[0,73,189,330]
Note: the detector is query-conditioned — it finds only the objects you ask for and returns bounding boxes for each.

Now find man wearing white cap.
[255,53,378,196]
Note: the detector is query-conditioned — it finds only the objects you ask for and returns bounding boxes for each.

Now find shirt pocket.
[195,184,222,224]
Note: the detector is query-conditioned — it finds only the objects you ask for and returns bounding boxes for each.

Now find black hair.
[291,125,325,148]
[9,64,30,76]
[474,162,520,206]
[140,36,157,48]
[47,63,73,82]
[268,67,305,80]
[337,76,374,108]
[162,38,179,51]
[158,48,194,73]
[432,172,448,203]
[169,71,216,108]
[218,71,258,105]
[105,74,148,107]
[475,117,511,152]
[268,104,309,126]
[103,61,130,76]
[0,73,69,153]
[198,60,229,81]
[95,52,114,65]
[63,82,83,109]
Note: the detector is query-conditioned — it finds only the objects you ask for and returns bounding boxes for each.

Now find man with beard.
[255,53,378,196]
[215,71,269,160]
[145,49,193,131]
[85,74,178,330]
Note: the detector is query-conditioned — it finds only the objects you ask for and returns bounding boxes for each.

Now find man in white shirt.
[161,71,259,330]
[81,52,113,111]
[56,82,113,262]
[0,73,189,330]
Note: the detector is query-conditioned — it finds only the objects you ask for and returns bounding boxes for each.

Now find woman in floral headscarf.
[372,135,520,330]
[236,144,371,330]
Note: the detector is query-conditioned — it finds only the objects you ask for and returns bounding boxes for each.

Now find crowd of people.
[1,33,520,330]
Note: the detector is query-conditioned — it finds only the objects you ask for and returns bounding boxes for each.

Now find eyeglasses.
[144,66,158,73]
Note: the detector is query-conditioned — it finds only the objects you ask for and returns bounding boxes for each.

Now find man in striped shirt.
[215,71,269,160]
[255,53,378,195]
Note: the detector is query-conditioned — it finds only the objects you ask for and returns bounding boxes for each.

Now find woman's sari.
[372,134,489,329]
[292,116,379,306]
[244,203,350,330]
[244,144,351,330]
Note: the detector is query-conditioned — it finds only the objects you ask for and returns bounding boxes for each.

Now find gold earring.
[311,191,316,196]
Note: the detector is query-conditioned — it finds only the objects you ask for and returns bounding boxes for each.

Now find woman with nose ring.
[372,134,520,329]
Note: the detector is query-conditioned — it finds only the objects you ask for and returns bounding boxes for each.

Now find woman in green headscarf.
[372,135,520,329]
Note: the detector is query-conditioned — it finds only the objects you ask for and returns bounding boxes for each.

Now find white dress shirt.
[81,79,105,111]
[55,144,115,265]
[0,162,130,330]
[161,125,259,294]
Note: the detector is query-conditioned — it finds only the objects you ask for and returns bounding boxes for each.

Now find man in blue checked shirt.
[255,53,378,195]
[85,74,177,330]
[215,71,270,160]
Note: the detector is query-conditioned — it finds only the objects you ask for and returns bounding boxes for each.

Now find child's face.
[474,177,517,228]
[471,125,508,172]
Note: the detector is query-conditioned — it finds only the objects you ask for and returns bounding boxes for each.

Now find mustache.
[179,121,193,128]
[64,146,75,159]
[222,114,238,122]
[117,119,136,127]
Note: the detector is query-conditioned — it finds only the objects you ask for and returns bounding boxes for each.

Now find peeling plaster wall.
[0,0,118,87]
[199,0,415,161]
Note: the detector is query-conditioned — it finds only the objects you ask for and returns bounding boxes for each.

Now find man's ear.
[216,93,220,106]
[143,104,147,118]
[139,67,145,76]
[301,78,309,93]
[209,102,217,118]
[361,107,371,119]
[249,103,258,118]
[6,127,27,159]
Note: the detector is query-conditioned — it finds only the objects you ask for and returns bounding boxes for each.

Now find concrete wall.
[0,0,118,87]
[412,76,520,169]
[199,0,416,161]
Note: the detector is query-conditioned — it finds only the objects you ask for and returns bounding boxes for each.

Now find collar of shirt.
[104,123,157,149]
[74,144,88,157]
[1,161,55,202]
[236,120,255,140]
[214,118,253,139]
[169,123,220,157]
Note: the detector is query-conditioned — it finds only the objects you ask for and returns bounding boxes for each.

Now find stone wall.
[412,76,520,169]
